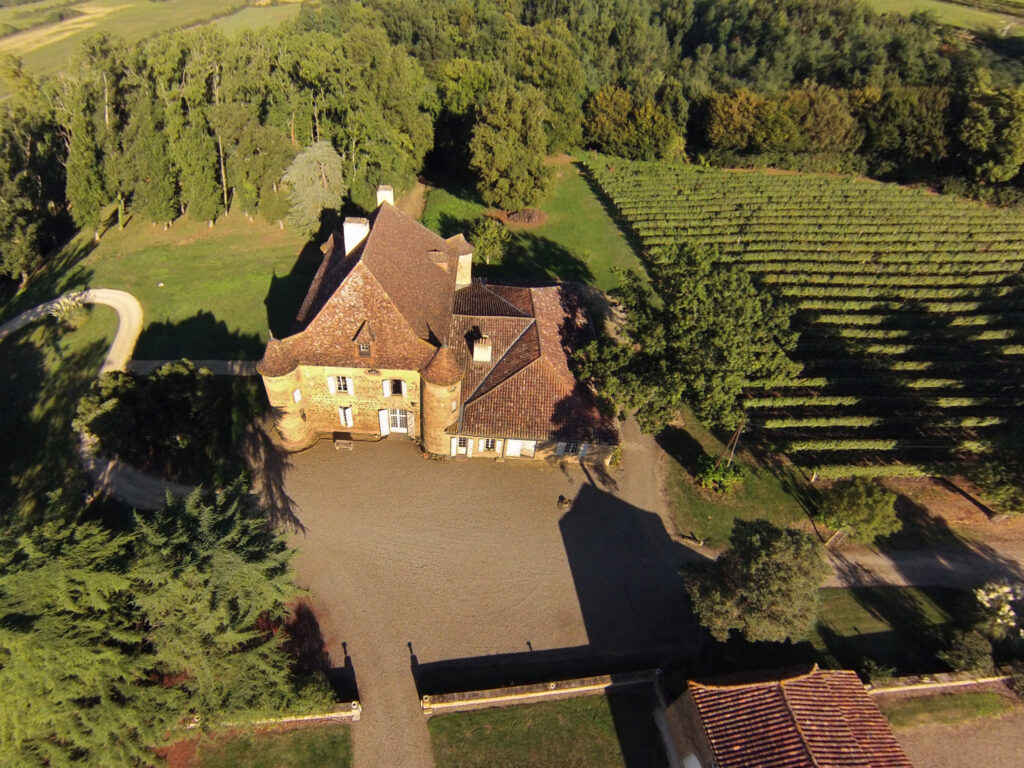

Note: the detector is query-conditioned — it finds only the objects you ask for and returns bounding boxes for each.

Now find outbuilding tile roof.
[688,666,914,768]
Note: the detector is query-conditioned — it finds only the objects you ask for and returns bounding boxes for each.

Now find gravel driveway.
[283,421,696,768]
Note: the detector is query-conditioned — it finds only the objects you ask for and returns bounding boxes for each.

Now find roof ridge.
[779,675,823,768]
[464,319,537,403]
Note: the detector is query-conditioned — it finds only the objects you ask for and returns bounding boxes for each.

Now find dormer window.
[359,343,371,357]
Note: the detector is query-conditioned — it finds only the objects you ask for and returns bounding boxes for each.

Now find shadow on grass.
[135,310,264,360]
[0,237,97,323]
[0,320,108,531]
[264,239,324,338]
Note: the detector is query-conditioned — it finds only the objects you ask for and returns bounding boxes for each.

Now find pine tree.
[65,113,107,237]
[176,125,223,225]
[281,140,347,237]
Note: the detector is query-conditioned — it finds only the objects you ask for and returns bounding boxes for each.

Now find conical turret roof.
[423,345,462,386]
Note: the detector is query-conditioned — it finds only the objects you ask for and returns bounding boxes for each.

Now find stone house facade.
[258,186,619,463]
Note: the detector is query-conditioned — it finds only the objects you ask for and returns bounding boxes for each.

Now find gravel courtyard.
[280,421,695,768]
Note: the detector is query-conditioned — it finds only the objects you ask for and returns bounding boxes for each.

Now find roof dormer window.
[359,343,371,357]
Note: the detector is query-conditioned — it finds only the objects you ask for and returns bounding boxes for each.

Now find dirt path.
[895,708,1024,767]
[396,181,428,219]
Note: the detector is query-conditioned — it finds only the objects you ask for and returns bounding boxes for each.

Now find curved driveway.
[0,288,143,374]
[0,288,192,508]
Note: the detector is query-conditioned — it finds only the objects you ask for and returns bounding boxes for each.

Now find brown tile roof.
[688,666,914,768]
[453,282,530,317]
[423,345,462,386]
[448,284,619,444]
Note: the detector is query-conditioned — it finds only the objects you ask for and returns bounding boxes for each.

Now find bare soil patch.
[487,207,549,229]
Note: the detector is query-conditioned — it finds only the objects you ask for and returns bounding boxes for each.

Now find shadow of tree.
[284,601,359,703]
[0,315,110,531]
[241,417,304,533]
[0,238,97,324]
[135,310,264,360]
[264,239,325,338]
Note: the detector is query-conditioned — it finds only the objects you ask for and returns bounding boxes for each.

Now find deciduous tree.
[686,519,830,643]
[818,478,901,543]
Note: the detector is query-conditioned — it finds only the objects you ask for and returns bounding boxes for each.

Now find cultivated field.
[0,0,290,81]
[587,159,1024,478]
[864,0,1024,36]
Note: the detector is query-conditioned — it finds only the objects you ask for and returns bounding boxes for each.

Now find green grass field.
[194,725,353,768]
[0,303,118,527]
[864,0,1024,36]
[662,409,808,548]
[428,694,666,768]
[2,212,314,360]
[213,2,301,34]
[879,692,1017,727]
[421,162,643,293]
[811,587,973,674]
[0,0,257,81]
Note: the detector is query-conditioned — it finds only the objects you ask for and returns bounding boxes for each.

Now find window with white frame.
[382,379,407,398]
[338,406,353,428]
[328,375,353,395]
[358,343,371,357]
[457,437,468,449]
[484,438,497,451]
[292,388,302,403]
[564,442,580,455]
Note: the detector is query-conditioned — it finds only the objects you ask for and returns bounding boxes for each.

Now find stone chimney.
[376,185,395,207]
[472,334,492,364]
[343,217,370,256]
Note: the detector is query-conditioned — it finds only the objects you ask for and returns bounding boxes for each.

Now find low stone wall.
[868,671,1012,698]
[420,670,658,716]
[211,701,362,729]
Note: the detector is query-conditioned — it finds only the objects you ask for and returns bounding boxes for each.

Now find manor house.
[258,186,619,463]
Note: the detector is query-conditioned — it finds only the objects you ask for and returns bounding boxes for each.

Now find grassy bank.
[421,162,643,293]
[195,725,353,768]
[880,691,1018,727]
[429,693,666,768]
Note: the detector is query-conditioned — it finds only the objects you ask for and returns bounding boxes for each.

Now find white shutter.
[382,379,392,397]
[327,376,337,394]
[479,439,487,452]
[292,388,302,403]
[339,406,353,428]
[555,442,566,456]
[579,444,589,458]
[346,376,354,394]
[400,380,408,397]
[378,409,390,435]
[450,437,458,456]
[495,440,503,455]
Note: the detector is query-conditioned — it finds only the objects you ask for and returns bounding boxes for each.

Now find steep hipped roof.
[260,203,461,373]
[688,666,914,768]
[447,283,619,444]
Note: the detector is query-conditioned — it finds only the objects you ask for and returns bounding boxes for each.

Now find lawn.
[661,409,808,548]
[3,212,314,360]
[194,725,352,768]
[863,0,1024,35]
[213,2,301,34]
[421,161,643,293]
[811,587,973,674]
[428,692,667,768]
[879,692,1017,727]
[0,0,254,83]
[0,303,119,527]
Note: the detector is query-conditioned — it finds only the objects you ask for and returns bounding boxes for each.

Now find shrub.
[817,477,901,543]
[938,630,995,675]
[48,294,88,329]
[695,454,747,494]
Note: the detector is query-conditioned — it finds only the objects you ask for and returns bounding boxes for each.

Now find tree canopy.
[282,141,347,237]
[818,478,902,543]
[575,243,798,432]
[686,519,830,643]
[0,482,333,768]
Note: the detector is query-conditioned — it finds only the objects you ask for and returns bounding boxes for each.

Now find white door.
[506,439,522,458]
[455,437,468,455]
[388,408,409,433]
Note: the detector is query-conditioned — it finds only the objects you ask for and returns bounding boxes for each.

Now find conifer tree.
[282,140,347,237]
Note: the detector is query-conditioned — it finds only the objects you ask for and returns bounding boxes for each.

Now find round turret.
[421,346,463,456]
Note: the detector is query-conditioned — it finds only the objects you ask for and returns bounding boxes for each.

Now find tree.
[469,83,552,211]
[469,217,509,265]
[706,88,764,151]
[65,112,107,236]
[686,519,830,643]
[938,630,994,674]
[959,69,1024,184]
[817,478,901,543]
[575,243,798,433]
[282,140,347,237]
[585,85,683,160]
[177,125,223,224]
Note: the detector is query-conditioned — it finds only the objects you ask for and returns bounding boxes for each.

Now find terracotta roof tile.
[689,667,914,768]
[423,345,463,386]
[453,282,530,317]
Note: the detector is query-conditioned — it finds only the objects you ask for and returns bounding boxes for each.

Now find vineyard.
[586,158,1024,478]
